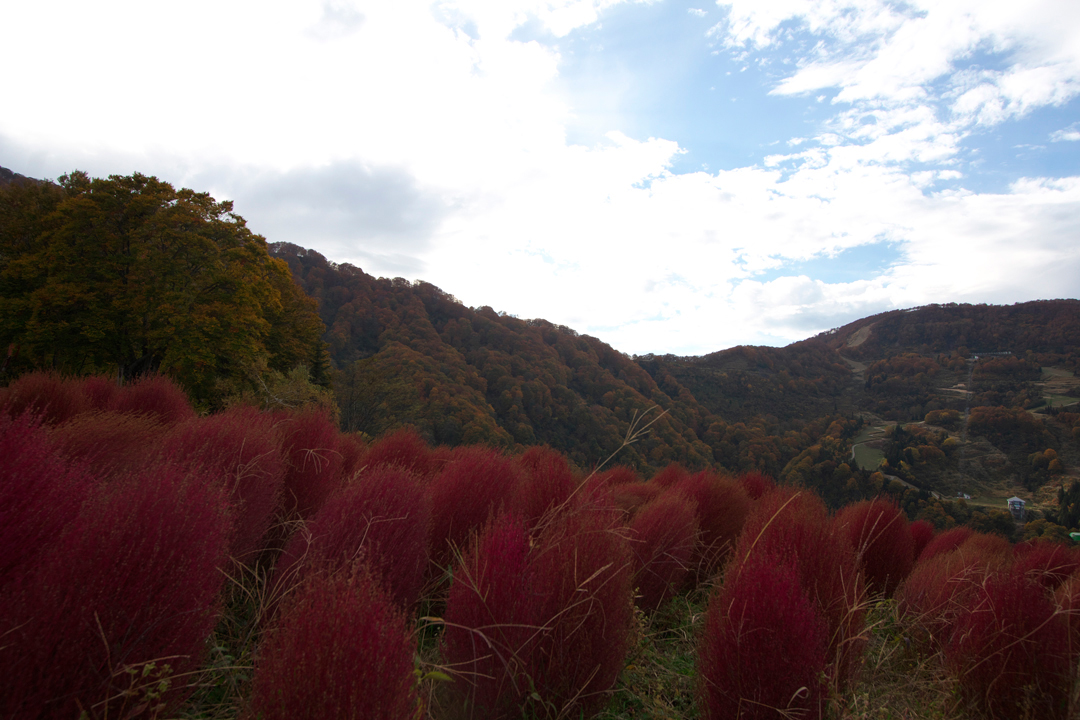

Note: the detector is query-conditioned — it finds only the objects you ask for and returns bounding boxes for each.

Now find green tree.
[0,171,326,406]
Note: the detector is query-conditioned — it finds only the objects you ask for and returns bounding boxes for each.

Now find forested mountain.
[271,235,1080,522]
[3,166,1080,524]
[269,242,854,476]
[821,300,1080,362]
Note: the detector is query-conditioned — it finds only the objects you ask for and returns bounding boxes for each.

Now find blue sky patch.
[751,240,907,285]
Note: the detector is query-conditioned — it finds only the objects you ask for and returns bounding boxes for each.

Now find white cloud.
[714,0,1080,127]
[1051,124,1080,142]
[1,0,1078,356]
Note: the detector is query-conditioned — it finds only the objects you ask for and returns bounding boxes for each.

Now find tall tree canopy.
[0,172,327,405]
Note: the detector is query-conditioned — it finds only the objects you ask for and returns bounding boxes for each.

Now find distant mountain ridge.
[270,238,1080,517]
[0,165,37,187]
[818,300,1080,359]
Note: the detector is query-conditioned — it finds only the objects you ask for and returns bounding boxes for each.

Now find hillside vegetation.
[5,169,1080,526]
[5,375,1080,719]
[7,168,1080,717]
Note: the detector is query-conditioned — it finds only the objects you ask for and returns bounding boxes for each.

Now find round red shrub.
[512,445,575,529]
[673,471,749,583]
[0,464,231,719]
[158,407,284,564]
[272,465,430,611]
[611,481,662,518]
[909,519,935,560]
[1,371,89,425]
[49,411,167,480]
[364,426,438,479]
[528,498,634,716]
[649,462,688,489]
[956,532,1013,568]
[947,572,1071,720]
[273,407,343,521]
[917,526,973,562]
[427,446,523,569]
[698,557,828,720]
[736,470,776,500]
[1012,539,1080,591]
[594,464,639,486]
[1054,572,1080,659]
[443,500,632,719]
[730,487,865,689]
[629,492,699,611]
[895,539,1005,652]
[833,499,914,598]
[0,413,92,590]
[337,432,368,483]
[108,374,195,425]
[72,374,118,411]
[246,564,418,720]
[442,513,539,719]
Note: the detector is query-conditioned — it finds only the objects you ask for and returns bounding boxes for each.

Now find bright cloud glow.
[2,0,1079,355]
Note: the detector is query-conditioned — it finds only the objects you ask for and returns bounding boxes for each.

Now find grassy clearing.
[962,495,1014,511]
[852,425,886,445]
[596,590,709,720]
[839,600,961,720]
[854,444,885,472]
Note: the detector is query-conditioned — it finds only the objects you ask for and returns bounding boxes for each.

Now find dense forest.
[5,167,1080,719]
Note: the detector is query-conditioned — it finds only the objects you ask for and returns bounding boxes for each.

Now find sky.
[3,0,1080,356]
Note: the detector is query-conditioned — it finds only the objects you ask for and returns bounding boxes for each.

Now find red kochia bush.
[1,465,230,719]
[958,532,1014,567]
[909,519,935,560]
[108,373,195,425]
[427,446,524,569]
[272,465,430,611]
[834,499,914,598]
[673,471,749,582]
[649,462,689,489]
[337,432,368,483]
[1012,539,1080,591]
[49,411,166,480]
[1054,572,1080,659]
[698,557,828,720]
[611,481,662,518]
[512,445,575,529]
[364,426,439,479]
[273,407,343,521]
[246,564,417,720]
[442,497,633,718]
[73,374,118,411]
[594,464,639,486]
[729,487,865,689]
[895,534,1010,652]
[158,407,284,564]
[0,371,89,425]
[947,572,1071,720]
[736,470,776,500]
[629,492,699,611]
[528,496,633,716]
[917,526,974,562]
[0,413,91,590]
[441,513,539,719]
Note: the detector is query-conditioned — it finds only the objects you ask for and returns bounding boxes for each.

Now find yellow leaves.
[2,171,327,408]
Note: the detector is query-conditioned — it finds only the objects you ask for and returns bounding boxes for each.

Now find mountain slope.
[269,242,851,477]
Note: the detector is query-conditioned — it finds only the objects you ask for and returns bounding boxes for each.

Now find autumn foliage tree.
[0,172,327,405]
